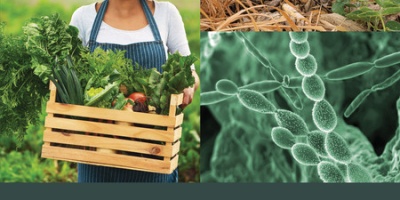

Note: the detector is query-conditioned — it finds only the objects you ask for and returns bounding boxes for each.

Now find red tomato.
[128,92,146,104]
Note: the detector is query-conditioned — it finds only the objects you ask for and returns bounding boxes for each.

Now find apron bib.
[78,0,177,182]
[89,0,166,71]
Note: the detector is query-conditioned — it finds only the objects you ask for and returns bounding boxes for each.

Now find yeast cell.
[291,143,320,166]
[325,131,352,164]
[289,40,310,59]
[371,69,400,92]
[325,62,374,81]
[302,75,325,102]
[281,87,304,110]
[285,76,302,88]
[373,52,400,68]
[317,161,345,183]
[201,91,234,105]
[237,89,276,114]
[344,89,371,118]
[215,79,238,95]
[274,109,309,136]
[271,127,296,149]
[307,130,328,157]
[236,32,272,69]
[282,75,290,88]
[239,80,281,93]
[289,32,308,43]
[312,99,337,133]
[347,163,372,182]
[295,54,318,77]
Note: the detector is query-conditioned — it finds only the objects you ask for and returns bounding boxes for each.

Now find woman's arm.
[165,2,199,108]
[181,70,200,109]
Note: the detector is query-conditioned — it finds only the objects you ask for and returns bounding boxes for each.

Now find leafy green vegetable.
[84,82,120,108]
[23,13,86,83]
[48,56,84,105]
[112,93,132,110]
[0,22,48,140]
[75,48,129,88]
[147,53,197,115]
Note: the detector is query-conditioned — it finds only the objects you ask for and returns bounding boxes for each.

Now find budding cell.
[274,109,309,136]
[344,89,371,118]
[271,127,296,149]
[216,79,238,95]
[239,80,281,93]
[325,131,352,164]
[312,99,337,133]
[325,62,374,81]
[201,91,233,105]
[237,89,276,114]
[281,88,304,110]
[317,161,345,183]
[373,52,400,68]
[295,54,318,77]
[289,40,310,59]
[282,75,290,88]
[289,32,308,43]
[291,143,320,166]
[302,75,326,102]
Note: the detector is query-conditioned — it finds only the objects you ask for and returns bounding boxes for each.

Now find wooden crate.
[41,82,183,174]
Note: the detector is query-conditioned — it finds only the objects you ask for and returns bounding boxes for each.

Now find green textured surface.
[200,32,400,183]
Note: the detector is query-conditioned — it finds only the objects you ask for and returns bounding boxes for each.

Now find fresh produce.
[48,56,84,105]
[23,14,85,83]
[128,92,147,104]
[0,22,48,140]
[0,14,197,141]
[146,53,197,115]
[128,92,148,113]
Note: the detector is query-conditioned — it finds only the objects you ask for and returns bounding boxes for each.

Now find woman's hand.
[181,87,194,109]
[180,70,200,109]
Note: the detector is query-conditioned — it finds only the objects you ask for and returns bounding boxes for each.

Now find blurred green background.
[0,0,200,183]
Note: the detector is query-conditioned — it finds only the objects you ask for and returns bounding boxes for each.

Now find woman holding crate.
[69,0,199,182]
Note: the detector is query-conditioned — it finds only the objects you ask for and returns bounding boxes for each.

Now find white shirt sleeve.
[165,3,195,71]
[70,6,87,46]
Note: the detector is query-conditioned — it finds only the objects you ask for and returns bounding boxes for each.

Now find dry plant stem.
[217,4,267,30]
[200,8,217,30]
[234,0,259,31]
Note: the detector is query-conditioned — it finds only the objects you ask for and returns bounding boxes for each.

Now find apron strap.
[89,0,163,52]
[140,0,162,41]
[89,0,108,52]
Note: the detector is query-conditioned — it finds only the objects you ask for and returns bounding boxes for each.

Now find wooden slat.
[41,145,175,174]
[49,81,56,91]
[49,90,56,102]
[175,113,184,126]
[45,116,179,142]
[170,155,179,172]
[46,102,179,127]
[173,127,182,142]
[170,94,183,106]
[43,130,175,157]
[172,140,180,156]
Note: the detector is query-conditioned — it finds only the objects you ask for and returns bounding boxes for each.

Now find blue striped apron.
[78,0,178,182]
